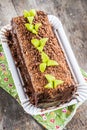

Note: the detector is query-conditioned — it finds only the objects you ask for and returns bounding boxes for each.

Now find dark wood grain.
[0,0,87,130]
[0,0,17,28]
[0,88,45,130]
[11,0,37,15]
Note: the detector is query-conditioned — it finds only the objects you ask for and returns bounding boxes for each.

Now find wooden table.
[0,0,87,130]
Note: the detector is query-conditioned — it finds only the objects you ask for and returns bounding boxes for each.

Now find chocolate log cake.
[6,10,76,108]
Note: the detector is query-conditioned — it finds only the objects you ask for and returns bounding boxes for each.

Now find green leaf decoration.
[37,46,43,52]
[37,38,48,52]
[23,10,30,18]
[25,23,34,31]
[40,38,48,47]
[25,23,41,34]
[45,74,55,82]
[41,52,49,62]
[31,39,40,47]
[39,63,46,72]
[44,74,64,89]
[31,38,48,52]
[40,52,58,72]
[29,9,36,17]
[27,16,34,24]
[44,82,53,89]
[54,80,64,88]
[47,60,58,66]
[35,23,42,31]
[32,29,38,34]
[24,9,41,34]
[23,9,36,18]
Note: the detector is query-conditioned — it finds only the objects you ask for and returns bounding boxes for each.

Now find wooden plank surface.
[0,0,87,130]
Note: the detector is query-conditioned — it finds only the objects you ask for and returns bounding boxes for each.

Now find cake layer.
[10,11,76,107]
[5,30,36,104]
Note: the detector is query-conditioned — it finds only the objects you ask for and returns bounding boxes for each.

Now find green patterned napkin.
[0,44,87,130]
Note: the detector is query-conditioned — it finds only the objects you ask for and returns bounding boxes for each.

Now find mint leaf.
[40,38,48,47]
[23,10,30,17]
[25,23,34,31]
[32,29,37,34]
[31,38,48,52]
[23,9,36,18]
[47,60,58,66]
[54,80,64,88]
[44,82,53,89]
[44,74,64,89]
[37,46,44,52]
[27,16,34,24]
[39,63,46,72]
[41,52,49,63]
[45,74,55,82]
[29,9,36,16]
[35,23,42,31]
[31,39,40,48]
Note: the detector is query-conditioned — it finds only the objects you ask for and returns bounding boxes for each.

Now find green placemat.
[0,43,87,130]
